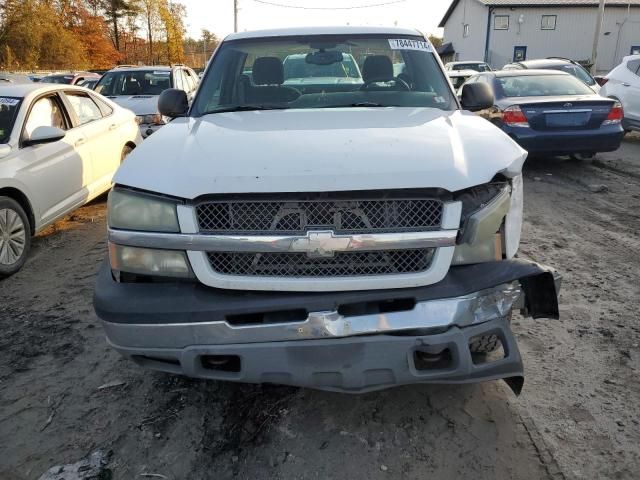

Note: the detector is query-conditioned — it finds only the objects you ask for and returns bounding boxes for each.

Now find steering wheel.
[361,77,411,91]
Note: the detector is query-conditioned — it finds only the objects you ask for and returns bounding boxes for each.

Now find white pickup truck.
[93,26,560,394]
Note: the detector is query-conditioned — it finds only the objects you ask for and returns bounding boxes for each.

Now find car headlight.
[109,243,193,278]
[135,113,165,125]
[108,188,179,232]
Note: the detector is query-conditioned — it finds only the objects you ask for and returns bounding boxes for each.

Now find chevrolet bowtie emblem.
[290,230,352,258]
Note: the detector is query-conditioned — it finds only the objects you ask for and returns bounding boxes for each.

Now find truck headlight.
[108,188,179,232]
[109,243,193,278]
[504,174,523,258]
[453,181,512,265]
[458,184,510,245]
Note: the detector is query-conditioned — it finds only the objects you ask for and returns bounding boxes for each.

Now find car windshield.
[552,64,596,86]
[41,75,75,84]
[453,63,490,72]
[95,70,172,96]
[495,74,595,97]
[0,97,22,143]
[194,34,456,115]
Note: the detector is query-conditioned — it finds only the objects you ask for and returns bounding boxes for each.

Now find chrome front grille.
[207,249,435,277]
[196,198,443,235]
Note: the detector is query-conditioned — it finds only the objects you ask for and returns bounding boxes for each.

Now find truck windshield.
[0,97,22,144]
[194,35,456,115]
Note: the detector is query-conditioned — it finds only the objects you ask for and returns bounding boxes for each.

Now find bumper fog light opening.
[413,347,454,371]
[201,355,241,373]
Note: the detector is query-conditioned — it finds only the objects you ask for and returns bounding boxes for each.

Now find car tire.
[121,145,134,164]
[469,310,512,354]
[0,196,31,278]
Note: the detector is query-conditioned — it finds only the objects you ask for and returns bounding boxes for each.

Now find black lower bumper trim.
[93,258,559,325]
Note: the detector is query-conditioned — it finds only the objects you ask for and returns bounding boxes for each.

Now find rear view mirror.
[24,126,66,146]
[158,88,188,117]
[460,82,494,112]
[306,50,343,66]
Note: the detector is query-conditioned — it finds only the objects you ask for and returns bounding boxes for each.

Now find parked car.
[40,72,101,86]
[502,58,600,93]
[94,65,199,138]
[462,69,624,158]
[444,61,492,72]
[78,78,99,90]
[600,54,640,132]
[0,73,32,84]
[0,83,141,277]
[94,26,560,395]
[446,69,478,92]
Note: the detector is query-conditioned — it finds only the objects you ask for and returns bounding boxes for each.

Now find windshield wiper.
[349,102,393,107]
[321,102,399,109]
[202,104,288,114]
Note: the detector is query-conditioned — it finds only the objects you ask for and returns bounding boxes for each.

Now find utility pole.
[591,0,606,74]
[234,0,239,33]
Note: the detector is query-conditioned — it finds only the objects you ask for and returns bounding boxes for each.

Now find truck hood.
[105,95,159,116]
[115,108,527,198]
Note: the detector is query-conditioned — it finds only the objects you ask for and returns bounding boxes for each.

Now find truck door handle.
[74,138,86,147]
[622,83,631,87]
[108,123,117,131]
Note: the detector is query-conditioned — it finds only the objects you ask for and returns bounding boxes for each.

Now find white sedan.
[601,54,640,132]
[0,83,141,277]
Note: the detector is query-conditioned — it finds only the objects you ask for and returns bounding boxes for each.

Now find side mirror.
[460,83,494,112]
[158,88,188,117]
[24,126,66,147]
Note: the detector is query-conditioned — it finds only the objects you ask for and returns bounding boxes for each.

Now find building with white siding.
[438,0,640,72]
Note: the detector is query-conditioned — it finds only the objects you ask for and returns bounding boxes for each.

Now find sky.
[179,0,452,40]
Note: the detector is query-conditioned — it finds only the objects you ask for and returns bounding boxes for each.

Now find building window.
[463,24,470,37]
[541,15,557,30]
[494,15,509,30]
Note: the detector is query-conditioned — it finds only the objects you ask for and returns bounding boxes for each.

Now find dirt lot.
[1,136,640,480]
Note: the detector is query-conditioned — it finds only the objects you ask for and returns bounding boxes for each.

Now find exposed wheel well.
[0,187,35,234]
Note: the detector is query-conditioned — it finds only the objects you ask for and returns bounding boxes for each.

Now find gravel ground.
[1,136,639,480]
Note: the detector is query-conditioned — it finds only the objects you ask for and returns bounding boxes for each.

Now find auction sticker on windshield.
[388,39,432,51]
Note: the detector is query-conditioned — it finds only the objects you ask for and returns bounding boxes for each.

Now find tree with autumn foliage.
[0,0,200,71]
[158,0,185,64]
[72,9,122,68]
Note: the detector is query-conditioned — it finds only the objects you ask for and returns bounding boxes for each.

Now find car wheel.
[0,196,31,278]
[121,145,134,164]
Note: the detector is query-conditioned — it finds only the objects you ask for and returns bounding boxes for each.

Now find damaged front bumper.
[94,259,560,394]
